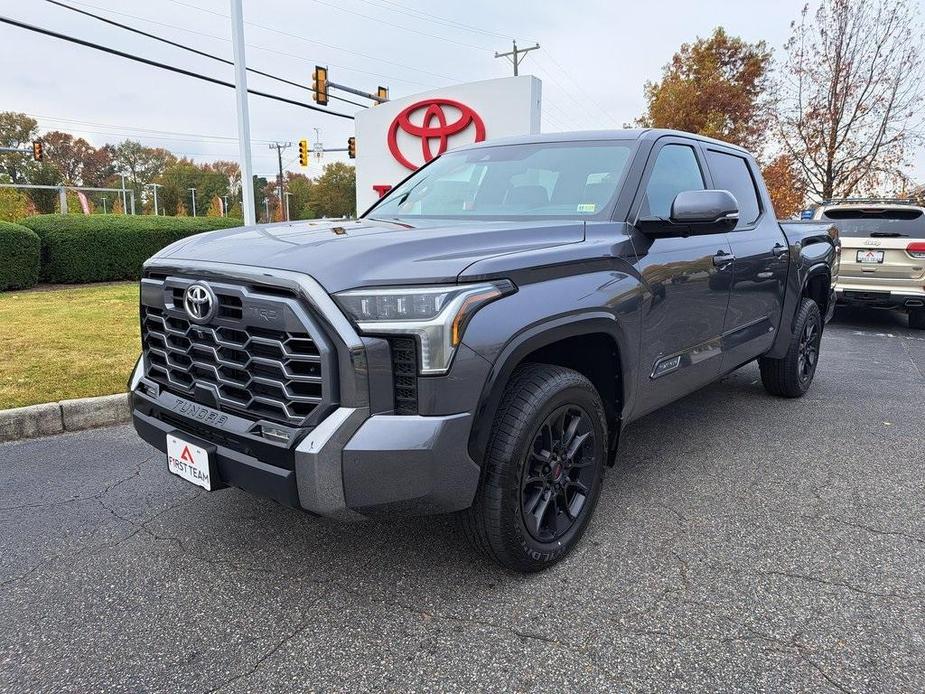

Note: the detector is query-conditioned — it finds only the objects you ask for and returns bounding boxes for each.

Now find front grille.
[389,337,418,415]
[141,276,332,427]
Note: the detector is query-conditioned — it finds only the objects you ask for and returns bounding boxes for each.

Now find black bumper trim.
[133,409,302,509]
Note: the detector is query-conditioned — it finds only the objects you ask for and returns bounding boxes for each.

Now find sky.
[0,0,923,183]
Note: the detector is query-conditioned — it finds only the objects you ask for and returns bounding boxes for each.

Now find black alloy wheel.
[520,405,597,543]
[797,317,821,383]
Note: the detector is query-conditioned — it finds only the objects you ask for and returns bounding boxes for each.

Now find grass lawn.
[0,282,139,409]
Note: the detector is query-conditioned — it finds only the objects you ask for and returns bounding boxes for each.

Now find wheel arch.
[467,313,631,466]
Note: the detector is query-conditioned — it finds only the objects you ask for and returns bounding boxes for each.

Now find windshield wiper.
[870,231,905,237]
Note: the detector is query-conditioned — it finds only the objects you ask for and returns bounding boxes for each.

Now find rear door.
[705,148,788,369]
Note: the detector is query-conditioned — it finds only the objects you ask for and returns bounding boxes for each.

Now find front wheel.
[460,364,607,573]
[758,298,822,398]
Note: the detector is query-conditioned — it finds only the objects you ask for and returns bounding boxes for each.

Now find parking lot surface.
[1,307,924,693]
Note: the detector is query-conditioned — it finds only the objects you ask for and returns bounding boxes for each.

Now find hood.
[155,217,585,292]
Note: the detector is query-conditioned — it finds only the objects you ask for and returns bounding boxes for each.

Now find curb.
[0,393,130,444]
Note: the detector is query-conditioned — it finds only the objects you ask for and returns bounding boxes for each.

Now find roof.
[457,128,752,155]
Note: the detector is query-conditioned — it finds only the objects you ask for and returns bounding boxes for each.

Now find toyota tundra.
[130,130,839,572]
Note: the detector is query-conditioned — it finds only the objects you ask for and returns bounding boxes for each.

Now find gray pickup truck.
[130,129,839,572]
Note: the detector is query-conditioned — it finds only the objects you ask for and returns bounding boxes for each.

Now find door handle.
[772,243,789,257]
[713,251,735,267]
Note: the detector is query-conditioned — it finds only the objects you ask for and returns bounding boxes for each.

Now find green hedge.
[18,214,240,284]
[0,221,41,290]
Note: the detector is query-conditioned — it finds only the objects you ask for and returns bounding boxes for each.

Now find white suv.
[815,199,925,329]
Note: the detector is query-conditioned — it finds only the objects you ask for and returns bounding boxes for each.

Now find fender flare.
[466,311,632,465]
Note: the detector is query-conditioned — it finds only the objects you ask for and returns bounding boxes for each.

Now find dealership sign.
[353,76,542,212]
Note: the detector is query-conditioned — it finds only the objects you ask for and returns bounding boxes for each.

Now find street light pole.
[147,183,162,216]
[101,195,107,214]
[189,187,197,217]
[230,0,256,226]
[222,194,230,217]
[284,191,292,221]
[120,174,128,213]
[263,198,269,222]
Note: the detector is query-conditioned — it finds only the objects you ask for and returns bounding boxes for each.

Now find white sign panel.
[353,75,542,213]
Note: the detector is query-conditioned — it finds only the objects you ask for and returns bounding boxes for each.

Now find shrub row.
[14,214,240,285]
[0,221,41,290]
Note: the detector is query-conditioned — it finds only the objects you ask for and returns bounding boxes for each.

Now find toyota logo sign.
[387,98,486,170]
[183,283,216,323]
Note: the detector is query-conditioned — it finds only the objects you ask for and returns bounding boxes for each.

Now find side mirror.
[638,190,740,236]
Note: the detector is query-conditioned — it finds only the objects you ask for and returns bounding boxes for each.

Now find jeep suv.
[815,199,925,329]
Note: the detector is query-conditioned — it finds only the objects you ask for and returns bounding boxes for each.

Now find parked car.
[812,199,925,329]
[130,129,839,572]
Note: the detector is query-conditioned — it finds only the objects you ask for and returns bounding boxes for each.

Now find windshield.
[821,207,925,238]
[366,140,634,221]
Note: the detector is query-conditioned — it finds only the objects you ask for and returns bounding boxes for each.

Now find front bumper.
[132,386,481,518]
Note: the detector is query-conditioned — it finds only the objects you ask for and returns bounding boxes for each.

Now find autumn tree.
[109,140,177,211]
[308,163,356,218]
[43,131,113,187]
[637,28,773,151]
[0,112,39,184]
[777,0,924,200]
[762,154,806,218]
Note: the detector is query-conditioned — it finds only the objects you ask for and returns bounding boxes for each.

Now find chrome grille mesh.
[141,278,329,426]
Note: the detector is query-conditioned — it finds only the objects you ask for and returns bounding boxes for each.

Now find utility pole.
[494,40,540,76]
[101,195,107,214]
[147,183,162,216]
[269,142,291,221]
[189,187,197,217]
[263,197,269,223]
[230,0,256,226]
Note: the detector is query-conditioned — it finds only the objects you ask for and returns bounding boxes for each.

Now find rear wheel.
[759,298,822,398]
[910,309,925,330]
[460,364,607,573]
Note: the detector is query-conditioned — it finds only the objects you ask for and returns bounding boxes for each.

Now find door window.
[642,145,705,219]
[706,150,761,227]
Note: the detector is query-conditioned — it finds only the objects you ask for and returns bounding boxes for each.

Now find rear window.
[821,208,925,238]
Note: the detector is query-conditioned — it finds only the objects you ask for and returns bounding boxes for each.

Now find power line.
[44,0,367,109]
[304,0,494,52]
[0,15,354,120]
[162,0,471,83]
[354,0,515,41]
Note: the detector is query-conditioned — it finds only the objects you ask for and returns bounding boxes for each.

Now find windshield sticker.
[577,203,596,213]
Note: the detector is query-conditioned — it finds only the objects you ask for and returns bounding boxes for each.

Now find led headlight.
[335,281,514,374]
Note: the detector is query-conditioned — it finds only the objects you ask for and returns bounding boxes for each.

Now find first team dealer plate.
[167,433,216,491]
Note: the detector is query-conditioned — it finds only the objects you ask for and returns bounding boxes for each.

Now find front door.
[629,140,733,417]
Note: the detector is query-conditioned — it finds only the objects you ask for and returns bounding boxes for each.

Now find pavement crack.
[758,569,923,601]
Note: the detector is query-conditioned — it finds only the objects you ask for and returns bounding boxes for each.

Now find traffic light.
[298,139,309,167]
[32,140,43,162]
[312,66,328,106]
[347,137,356,159]
[376,86,389,103]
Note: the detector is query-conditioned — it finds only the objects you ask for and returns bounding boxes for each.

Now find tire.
[460,363,607,573]
[910,309,925,330]
[759,298,823,398]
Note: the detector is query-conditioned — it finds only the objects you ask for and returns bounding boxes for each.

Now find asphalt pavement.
[1,306,924,693]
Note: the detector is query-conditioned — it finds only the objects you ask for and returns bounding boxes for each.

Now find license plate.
[856,249,884,264]
[166,434,214,491]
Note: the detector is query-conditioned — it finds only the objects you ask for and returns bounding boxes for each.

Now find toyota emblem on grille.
[183,283,216,323]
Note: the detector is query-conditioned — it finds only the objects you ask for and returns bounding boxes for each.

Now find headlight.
[335,281,514,374]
